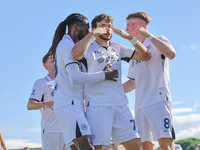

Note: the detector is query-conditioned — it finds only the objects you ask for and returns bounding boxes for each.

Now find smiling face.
[96,19,112,41]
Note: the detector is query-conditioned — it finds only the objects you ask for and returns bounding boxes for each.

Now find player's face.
[77,22,90,41]
[45,55,54,70]
[96,19,112,41]
[126,18,139,37]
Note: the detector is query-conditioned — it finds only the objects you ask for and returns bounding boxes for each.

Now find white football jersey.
[29,75,63,133]
[54,35,84,108]
[84,41,135,106]
[128,36,172,110]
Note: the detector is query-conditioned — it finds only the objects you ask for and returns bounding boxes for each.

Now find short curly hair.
[92,13,113,28]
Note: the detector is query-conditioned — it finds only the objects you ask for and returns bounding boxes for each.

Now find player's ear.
[92,28,95,31]
[138,20,142,27]
[73,24,79,32]
[43,63,47,70]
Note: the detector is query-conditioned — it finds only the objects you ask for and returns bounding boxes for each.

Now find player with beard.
[72,14,151,150]
[48,13,118,150]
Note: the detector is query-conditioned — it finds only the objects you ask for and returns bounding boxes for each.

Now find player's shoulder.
[110,42,124,50]
[110,42,120,47]
[89,41,102,52]
[57,35,74,52]
[34,76,53,88]
[34,77,46,84]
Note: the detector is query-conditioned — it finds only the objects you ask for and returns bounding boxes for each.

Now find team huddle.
[27,12,176,150]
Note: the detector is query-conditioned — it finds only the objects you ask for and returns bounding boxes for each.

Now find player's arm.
[66,63,118,85]
[27,99,54,110]
[123,79,135,93]
[135,27,176,60]
[0,131,7,150]
[72,27,108,60]
[112,25,151,61]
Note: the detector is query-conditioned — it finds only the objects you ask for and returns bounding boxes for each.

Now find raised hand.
[92,27,108,36]
[44,100,54,110]
[103,64,119,82]
[112,25,132,40]
[135,27,151,38]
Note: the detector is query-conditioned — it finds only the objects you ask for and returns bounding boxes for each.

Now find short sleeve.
[62,43,79,67]
[56,37,79,67]
[157,36,171,45]
[29,80,44,102]
[118,44,135,62]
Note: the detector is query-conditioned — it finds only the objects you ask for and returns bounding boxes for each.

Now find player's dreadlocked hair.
[48,13,88,57]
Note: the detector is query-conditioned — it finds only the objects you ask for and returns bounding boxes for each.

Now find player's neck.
[69,34,79,44]
[95,38,109,47]
[48,70,54,79]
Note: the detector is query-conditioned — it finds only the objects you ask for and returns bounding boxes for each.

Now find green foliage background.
[156,138,200,150]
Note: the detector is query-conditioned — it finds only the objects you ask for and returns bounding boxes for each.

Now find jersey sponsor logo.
[31,89,35,95]
[96,48,119,64]
[97,57,105,64]
[81,124,88,130]
[48,84,54,88]
[94,50,101,54]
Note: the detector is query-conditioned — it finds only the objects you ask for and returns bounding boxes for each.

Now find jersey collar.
[92,40,109,50]
[45,74,53,81]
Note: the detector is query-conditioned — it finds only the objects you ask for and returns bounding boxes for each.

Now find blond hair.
[126,11,151,26]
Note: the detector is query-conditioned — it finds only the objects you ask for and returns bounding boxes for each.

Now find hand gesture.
[135,27,151,38]
[92,27,108,36]
[103,64,118,82]
[112,25,132,40]
[44,100,54,110]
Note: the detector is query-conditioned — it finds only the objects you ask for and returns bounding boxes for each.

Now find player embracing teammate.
[28,11,176,150]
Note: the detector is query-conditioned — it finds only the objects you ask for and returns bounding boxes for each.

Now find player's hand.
[135,27,151,38]
[112,25,132,40]
[43,100,54,110]
[92,27,108,36]
[103,64,118,82]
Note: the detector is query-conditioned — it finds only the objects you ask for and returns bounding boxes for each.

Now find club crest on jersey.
[48,85,54,88]
[81,124,88,130]
[31,89,35,95]
[97,54,118,64]
[146,45,151,51]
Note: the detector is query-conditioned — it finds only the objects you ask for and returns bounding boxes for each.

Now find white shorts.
[41,133,70,150]
[54,104,91,145]
[86,105,140,146]
[135,101,175,143]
